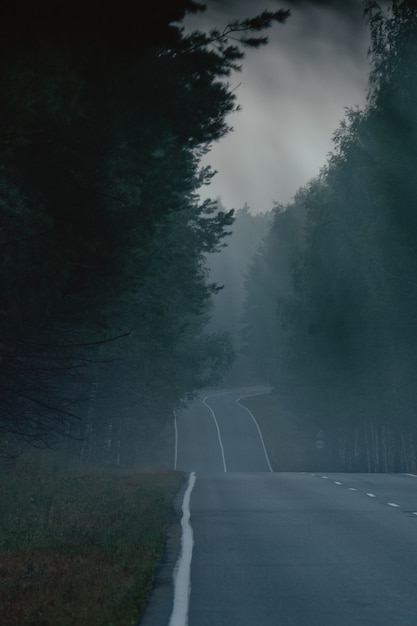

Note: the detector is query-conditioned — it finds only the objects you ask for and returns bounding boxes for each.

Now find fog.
[184,0,371,212]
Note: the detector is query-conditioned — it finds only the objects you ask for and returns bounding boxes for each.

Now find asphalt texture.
[140,387,417,626]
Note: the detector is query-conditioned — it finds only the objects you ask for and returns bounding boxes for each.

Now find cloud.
[185,0,371,212]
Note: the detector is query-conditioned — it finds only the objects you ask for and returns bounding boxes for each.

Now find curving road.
[174,387,273,473]
[140,387,417,626]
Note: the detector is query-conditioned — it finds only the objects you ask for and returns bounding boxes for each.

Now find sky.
[183,0,373,213]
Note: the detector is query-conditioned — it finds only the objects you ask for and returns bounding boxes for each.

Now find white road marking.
[236,393,273,472]
[174,410,178,470]
[405,473,417,478]
[334,481,342,485]
[413,512,417,516]
[348,488,357,491]
[387,502,400,508]
[169,472,197,626]
[366,493,376,498]
[203,394,227,472]
[321,476,328,479]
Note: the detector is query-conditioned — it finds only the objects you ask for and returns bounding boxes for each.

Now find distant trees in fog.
[205,205,271,383]
[243,1,417,471]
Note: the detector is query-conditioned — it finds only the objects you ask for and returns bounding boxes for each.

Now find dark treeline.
[0,1,289,464]
[243,1,417,472]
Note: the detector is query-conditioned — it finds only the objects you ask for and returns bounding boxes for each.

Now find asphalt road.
[140,387,417,626]
[175,387,273,473]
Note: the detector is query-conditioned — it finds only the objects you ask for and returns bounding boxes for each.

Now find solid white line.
[169,472,197,626]
[203,395,227,472]
[174,411,178,470]
[405,473,417,478]
[387,502,400,508]
[236,393,273,472]
[366,493,376,498]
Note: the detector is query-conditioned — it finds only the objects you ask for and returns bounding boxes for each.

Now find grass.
[240,393,320,471]
[0,450,183,626]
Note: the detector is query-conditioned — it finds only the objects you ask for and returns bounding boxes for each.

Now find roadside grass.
[0,450,183,626]
[240,393,318,471]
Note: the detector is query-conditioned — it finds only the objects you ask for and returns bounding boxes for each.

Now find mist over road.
[175,387,272,473]
[141,387,417,626]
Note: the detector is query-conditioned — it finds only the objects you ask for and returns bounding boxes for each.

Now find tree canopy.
[242,0,417,471]
[0,0,290,458]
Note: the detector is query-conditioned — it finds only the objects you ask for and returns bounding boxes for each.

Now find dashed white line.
[319,475,411,510]
[169,472,196,626]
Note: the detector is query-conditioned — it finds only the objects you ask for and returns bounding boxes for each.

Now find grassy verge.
[0,450,183,626]
[241,393,319,471]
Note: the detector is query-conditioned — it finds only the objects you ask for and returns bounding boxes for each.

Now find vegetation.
[206,205,272,384]
[240,392,346,472]
[242,1,417,471]
[0,451,183,626]
[0,4,292,622]
[0,1,289,461]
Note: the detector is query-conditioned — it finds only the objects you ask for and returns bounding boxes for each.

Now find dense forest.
[0,1,289,464]
[5,0,417,473]
[243,0,417,472]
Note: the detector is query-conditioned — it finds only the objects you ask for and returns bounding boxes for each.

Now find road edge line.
[236,392,274,472]
[174,410,178,470]
[203,394,227,472]
[169,472,197,626]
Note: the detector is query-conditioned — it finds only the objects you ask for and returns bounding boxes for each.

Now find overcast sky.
[183,0,373,213]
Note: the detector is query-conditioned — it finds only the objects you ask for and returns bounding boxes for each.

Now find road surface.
[174,387,273,473]
[140,387,417,626]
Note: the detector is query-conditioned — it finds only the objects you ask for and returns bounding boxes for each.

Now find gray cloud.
[184,0,372,212]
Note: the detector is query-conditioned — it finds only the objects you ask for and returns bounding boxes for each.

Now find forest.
[7,2,417,624]
[0,0,289,464]
[241,0,417,472]
[3,0,417,474]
